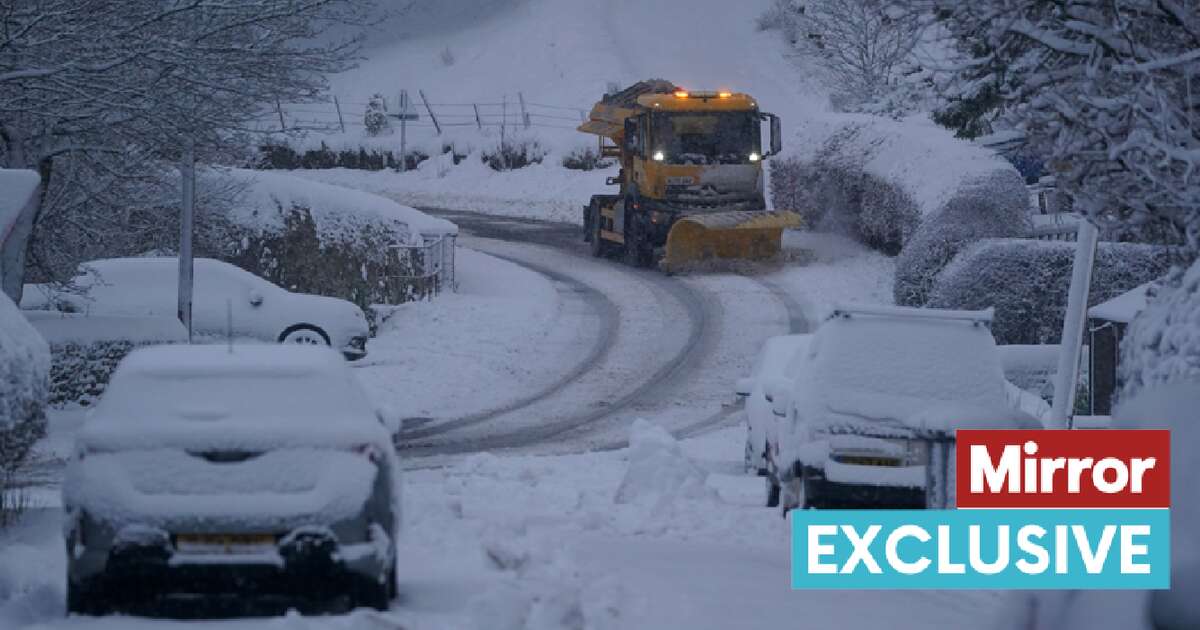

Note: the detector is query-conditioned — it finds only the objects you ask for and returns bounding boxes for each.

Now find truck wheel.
[623,214,653,268]
[67,580,107,616]
[589,204,607,258]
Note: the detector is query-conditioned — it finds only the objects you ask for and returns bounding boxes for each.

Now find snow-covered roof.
[799,310,1009,426]
[24,311,186,345]
[224,168,457,238]
[1088,281,1155,323]
[0,169,39,247]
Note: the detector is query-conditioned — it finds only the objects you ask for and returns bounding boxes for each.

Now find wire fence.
[255,91,591,136]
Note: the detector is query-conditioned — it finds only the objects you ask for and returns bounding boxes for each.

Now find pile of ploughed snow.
[1120,258,1200,398]
[614,419,717,510]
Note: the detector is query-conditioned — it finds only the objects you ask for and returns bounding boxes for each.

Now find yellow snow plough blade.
[661,210,803,271]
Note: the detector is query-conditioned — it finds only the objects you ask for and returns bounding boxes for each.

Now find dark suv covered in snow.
[63,345,400,615]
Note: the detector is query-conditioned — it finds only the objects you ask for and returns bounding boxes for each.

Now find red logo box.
[956,430,1170,508]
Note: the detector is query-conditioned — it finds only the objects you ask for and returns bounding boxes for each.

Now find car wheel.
[351,577,391,612]
[279,325,330,347]
[780,473,809,517]
[67,580,106,616]
[766,475,781,508]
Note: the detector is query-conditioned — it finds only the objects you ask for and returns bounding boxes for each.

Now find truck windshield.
[651,112,760,165]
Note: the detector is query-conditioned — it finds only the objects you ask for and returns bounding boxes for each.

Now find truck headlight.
[749,152,761,162]
[652,151,665,162]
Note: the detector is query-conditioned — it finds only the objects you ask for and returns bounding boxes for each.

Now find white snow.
[772,231,896,323]
[1088,281,1155,323]
[614,419,716,510]
[357,245,568,422]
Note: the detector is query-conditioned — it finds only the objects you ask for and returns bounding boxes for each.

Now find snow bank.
[614,419,716,510]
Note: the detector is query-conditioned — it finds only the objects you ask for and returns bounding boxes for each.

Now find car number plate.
[176,533,276,554]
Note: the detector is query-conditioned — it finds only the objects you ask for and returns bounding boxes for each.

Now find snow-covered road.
[391,207,803,459]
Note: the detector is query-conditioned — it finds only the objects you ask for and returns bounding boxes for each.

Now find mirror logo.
[791,430,1171,589]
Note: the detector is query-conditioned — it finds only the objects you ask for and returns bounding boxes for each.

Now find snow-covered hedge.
[26,313,186,407]
[772,115,1028,260]
[203,169,456,311]
[0,294,49,522]
[894,170,1031,306]
[256,141,428,172]
[927,239,1172,345]
[1120,258,1200,400]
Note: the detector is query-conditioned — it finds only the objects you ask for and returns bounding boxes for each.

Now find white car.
[63,345,401,615]
[23,257,370,359]
[767,304,1042,512]
[735,334,810,478]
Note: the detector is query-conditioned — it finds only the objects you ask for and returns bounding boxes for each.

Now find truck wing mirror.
[766,113,782,157]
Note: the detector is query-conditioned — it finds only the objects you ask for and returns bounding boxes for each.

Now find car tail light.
[352,443,383,464]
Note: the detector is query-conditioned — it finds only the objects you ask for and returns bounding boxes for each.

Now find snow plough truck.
[578,80,801,271]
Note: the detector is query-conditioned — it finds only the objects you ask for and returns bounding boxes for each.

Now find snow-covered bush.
[25,313,185,407]
[614,419,715,511]
[1119,258,1200,401]
[0,294,49,524]
[927,239,1172,345]
[894,170,1030,306]
[770,157,919,254]
[363,93,391,137]
[482,138,546,172]
[560,146,613,172]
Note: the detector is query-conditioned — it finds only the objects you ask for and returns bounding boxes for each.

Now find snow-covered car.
[735,334,810,476]
[23,257,370,360]
[62,345,400,615]
[768,305,1042,512]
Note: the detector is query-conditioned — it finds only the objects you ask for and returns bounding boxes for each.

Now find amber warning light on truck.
[791,430,1171,589]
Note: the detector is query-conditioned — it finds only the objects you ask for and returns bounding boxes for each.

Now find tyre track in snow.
[395,253,618,442]
[394,207,711,456]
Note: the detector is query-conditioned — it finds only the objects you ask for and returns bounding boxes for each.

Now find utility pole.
[1051,220,1099,427]
[178,138,196,343]
[399,90,408,172]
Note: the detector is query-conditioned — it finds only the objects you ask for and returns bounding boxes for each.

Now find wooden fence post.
[275,99,286,132]
[518,91,530,129]
[419,90,442,135]
[333,95,345,133]
[473,103,483,130]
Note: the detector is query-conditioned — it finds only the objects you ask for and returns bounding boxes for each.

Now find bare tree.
[763,0,924,113]
[0,0,376,299]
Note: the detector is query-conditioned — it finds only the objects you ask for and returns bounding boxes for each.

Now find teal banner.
[791,509,1170,589]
